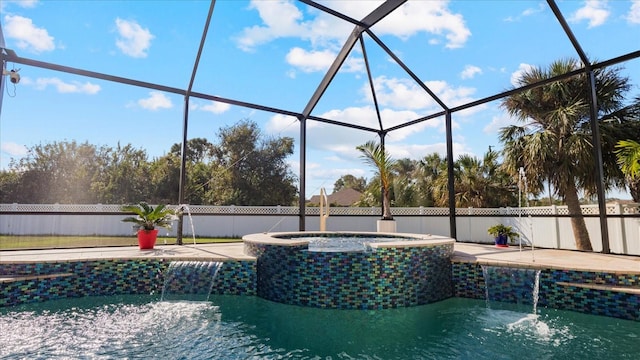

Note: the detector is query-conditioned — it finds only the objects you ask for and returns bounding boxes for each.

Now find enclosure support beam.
[548,0,610,253]
[177,0,217,245]
[587,71,611,253]
[298,115,307,231]
[445,111,457,239]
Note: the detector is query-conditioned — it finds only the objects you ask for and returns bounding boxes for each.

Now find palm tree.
[357,140,395,220]
[616,140,640,179]
[416,153,447,207]
[431,150,516,208]
[500,58,633,251]
[615,140,640,202]
[608,95,640,202]
[391,158,418,206]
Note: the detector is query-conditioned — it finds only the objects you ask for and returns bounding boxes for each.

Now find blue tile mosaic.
[247,242,454,309]
[0,259,255,307]
[1,250,637,321]
[451,261,639,321]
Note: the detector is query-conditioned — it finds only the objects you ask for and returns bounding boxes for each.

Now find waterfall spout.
[481,265,541,314]
[161,261,223,302]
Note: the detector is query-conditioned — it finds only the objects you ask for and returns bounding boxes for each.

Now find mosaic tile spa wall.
[245,242,455,309]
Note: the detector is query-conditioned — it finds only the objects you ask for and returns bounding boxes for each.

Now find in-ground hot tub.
[243,232,455,309]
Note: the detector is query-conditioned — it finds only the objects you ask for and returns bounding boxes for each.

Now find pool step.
[0,273,74,283]
[556,281,640,295]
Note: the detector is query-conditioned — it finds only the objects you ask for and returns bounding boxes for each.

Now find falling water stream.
[481,265,541,312]
[161,261,223,302]
[180,204,197,245]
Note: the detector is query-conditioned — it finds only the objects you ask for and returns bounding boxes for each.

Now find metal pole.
[380,133,386,218]
[587,70,611,253]
[298,115,306,231]
[445,111,456,239]
[176,96,189,245]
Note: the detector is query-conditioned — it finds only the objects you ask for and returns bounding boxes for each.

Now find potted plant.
[487,224,519,247]
[357,140,396,232]
[121,202,176,250]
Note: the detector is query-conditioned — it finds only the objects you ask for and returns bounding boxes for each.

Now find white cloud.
[286,47,336,73]
[2,0,38,9]
[373,1,471,49]
[115,18,154,58]
[570,0,610,28]
[1,141,28,157]
[3,15,54,53]
[504,3,545,22]
[33,77,100,94]
[510,63,534,87]
[460,65,482,79]
[138,91,172,110]
[236,0,470,52]
[369,76,477,111]
[235,0,320,52]
[197,100,231,114]
[285,47,365,73]
[388,142,471,160]
[483,113,516,135]
[627,0,640,24]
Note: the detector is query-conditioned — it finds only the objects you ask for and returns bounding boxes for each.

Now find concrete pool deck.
[0,242,638,274]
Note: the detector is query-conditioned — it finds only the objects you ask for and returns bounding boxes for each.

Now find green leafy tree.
[500,58,634,251]
[333,174,367,193]
[210,119,297,205]
[164,138,217,205]
[0,168,21,202]
[148,152,181,204]
[8,140,103,203]
[91,143,151,204]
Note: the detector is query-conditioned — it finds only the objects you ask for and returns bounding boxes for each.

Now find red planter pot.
[137,229,159,250]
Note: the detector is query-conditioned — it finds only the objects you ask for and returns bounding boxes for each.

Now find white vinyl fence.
[1,203,638,255]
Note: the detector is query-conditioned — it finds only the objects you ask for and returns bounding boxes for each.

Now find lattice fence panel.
[1,203,638,215]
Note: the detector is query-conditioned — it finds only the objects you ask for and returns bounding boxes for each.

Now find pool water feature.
[161,261,222,301]
[1,295,637,359]
[482,265,542,312]
[243,232,455,309]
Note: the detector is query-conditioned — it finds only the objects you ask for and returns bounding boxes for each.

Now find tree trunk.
[382,189,393,220]
[564,181,593,251]
[628,177,639,202]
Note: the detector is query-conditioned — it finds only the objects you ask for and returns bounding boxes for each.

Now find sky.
[1,0,639,201]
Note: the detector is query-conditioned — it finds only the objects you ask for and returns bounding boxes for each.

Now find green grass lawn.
[0,235,242,250]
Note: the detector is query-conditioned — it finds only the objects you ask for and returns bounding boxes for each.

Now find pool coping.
[242,231,456,248]
[0,242,638,274]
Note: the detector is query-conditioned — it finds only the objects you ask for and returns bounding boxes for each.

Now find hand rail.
[319,188,329,231]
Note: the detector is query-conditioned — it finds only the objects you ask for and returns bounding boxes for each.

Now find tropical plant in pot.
[357,140,396,232]
[121,202,176,249]
[487,224,519,247]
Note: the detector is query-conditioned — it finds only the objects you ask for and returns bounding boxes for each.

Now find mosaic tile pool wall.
[1,256,637,321]
[244,242,455,309]
[451,261,639,321]
[0,259,255,307]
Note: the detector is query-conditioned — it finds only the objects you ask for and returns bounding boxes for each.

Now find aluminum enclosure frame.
[1,0,639,252]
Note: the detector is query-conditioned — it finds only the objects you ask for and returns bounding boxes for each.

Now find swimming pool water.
[285,235,413,252]
[1,295,637,359]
